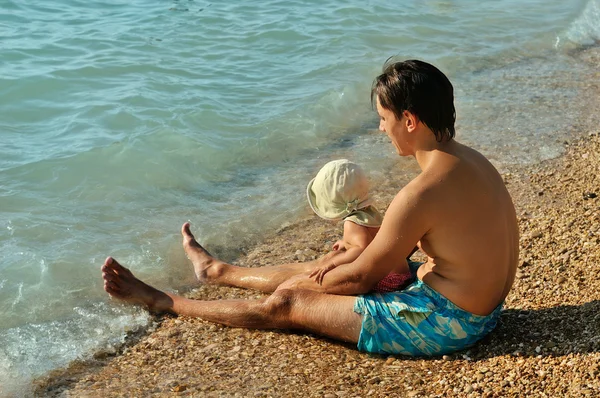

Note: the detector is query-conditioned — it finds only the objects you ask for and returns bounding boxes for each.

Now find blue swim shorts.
[353,261,503,356]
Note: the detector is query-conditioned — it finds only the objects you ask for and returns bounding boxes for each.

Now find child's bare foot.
[181,222,224,282]
[101,257,172,312]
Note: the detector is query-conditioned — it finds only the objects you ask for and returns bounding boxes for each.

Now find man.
[102,59,519,356]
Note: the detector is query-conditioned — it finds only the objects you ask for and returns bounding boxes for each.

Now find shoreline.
[34,129,600,397]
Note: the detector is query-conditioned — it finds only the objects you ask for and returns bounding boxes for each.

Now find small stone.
[385,357,395,365]
[368,376,381,384]
[465,385,474,393]
[171,385,187,392]
[538,370,547,378]
[442,355,451,361]
[201,343,219,352]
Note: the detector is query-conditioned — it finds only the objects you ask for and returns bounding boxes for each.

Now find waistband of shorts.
[410,278,503,324]
[406,261,503,322]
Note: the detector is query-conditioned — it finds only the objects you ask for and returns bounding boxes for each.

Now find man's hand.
[309,263,338,285]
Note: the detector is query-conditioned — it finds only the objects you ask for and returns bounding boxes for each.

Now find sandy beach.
[33,126,600,397]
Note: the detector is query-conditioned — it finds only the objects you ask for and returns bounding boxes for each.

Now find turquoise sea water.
[1,0,600,394]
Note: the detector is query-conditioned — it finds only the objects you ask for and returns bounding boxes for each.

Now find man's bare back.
[406,141,518,315]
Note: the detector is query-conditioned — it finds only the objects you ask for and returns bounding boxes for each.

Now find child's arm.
[309,221,376,285]
[341,220,374,249]
[309,246,364,284]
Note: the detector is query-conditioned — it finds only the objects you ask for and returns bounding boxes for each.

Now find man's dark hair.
[371,59,456,142]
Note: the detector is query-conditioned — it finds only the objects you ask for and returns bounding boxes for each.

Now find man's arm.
[289,183,433,294]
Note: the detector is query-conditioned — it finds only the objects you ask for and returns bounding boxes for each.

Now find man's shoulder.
[387,174,440,217]
[399,170,444,199]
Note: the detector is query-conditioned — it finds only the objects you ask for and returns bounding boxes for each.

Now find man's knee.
[264,289,296,318]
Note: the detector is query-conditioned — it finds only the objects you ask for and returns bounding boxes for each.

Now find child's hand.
[309,263,338,285]
[332,240,346,251]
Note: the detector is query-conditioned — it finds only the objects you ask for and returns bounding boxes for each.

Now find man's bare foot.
[102,257,172,312]
[181,222,224,282]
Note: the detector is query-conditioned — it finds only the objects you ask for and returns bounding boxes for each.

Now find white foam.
[565,0,600,45]
[0,302,151,397]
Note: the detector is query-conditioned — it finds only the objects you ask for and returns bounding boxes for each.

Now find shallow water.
[1,0,600,394]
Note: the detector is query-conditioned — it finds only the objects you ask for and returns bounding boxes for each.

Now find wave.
[564,0,600,46]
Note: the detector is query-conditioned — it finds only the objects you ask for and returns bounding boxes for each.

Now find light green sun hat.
[306,159,383,227]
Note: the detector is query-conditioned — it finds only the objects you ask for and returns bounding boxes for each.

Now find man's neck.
[413,132,456,171]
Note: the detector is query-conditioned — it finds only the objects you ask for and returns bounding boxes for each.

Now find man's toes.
[106,257,131,274]
[182,222,195,240]
[104,280,120,294]
[102,272,117,283]
[101,265,118,278]
[107,257,123,270]
[103,257,119,273]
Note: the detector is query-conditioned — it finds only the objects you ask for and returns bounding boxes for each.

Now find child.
[306,159,413,292]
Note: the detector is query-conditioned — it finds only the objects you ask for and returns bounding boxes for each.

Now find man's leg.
[182,222,341,293]
[102,257,362,344]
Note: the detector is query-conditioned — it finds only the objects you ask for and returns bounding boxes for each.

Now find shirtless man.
[102,59,519,356]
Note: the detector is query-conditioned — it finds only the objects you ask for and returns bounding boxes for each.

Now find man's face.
[376,96,406,155]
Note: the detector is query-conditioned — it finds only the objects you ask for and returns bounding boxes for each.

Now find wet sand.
[33,128,600,397]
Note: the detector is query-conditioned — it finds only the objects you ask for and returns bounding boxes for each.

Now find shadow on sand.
[461,299,600,360]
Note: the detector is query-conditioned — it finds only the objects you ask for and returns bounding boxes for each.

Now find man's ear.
[402,110,419,132]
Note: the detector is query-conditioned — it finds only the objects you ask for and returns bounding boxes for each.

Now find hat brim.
[306,177,344,221]
[344,206,383,227]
